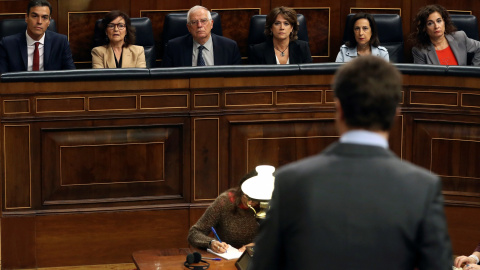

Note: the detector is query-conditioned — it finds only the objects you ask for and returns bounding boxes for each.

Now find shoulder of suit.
[212,33,237,44]
[377,46,388,52]
[2,32,24,42]
[92,45,107,52]
[127,44,144,52]
[167,34,190,44]
[46,30,67,39]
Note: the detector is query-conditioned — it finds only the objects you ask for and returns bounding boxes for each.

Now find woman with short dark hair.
[249,6,312,64]
[336,13,389,62]
[411,4,480,65]
[91,10,146,68]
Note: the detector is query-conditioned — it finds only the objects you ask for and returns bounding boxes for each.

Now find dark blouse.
[249,39,313,65]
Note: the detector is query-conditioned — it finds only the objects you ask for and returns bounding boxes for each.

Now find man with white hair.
[162,5,241,67]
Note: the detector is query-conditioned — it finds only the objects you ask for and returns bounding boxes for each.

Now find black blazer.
[0,30,75,74]
[162,33,241,67]
[249,39,313,64]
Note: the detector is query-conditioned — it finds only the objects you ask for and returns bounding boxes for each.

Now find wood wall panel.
[57,0,130,34]
[1,216,36,268]
[0,0,58,21]
[193,118,219,201]
[41,124,184,206]
[35,209,190,267]
[445,205,480,256]
[212,8,260,58]
[68,11,108,65]
[3,125,31,209]
[140,10,188,64]
[411,118,480,206]
[132,0,199,17]
[294,8,331,60]
[229,116,338,187]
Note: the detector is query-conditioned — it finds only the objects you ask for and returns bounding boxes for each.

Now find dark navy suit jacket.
[162,33,241,67]
[249,39,313,64]
[0,30,75,74]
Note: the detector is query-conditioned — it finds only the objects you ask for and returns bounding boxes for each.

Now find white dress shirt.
[192,35,214,66]
[339,130,389,148]
[26,31,46,71]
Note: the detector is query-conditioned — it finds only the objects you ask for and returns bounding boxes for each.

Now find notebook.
[207,245,243,260]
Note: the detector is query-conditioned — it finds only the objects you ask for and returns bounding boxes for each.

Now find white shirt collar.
[339,130,388,148]
[26,30,46,46]
[193,35,213,52]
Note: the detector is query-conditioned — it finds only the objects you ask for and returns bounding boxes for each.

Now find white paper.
[207,246,243,260]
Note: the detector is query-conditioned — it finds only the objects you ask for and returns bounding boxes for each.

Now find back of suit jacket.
[0,30,75,73]
[250,142,452,270]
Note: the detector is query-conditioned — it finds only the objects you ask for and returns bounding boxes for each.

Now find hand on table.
[238,243,254,253]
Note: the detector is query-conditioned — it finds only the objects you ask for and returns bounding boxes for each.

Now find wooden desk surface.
[132,248,237,270]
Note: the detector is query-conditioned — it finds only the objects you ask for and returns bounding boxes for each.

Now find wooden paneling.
[445,205,480,256]
[41,125,184,206]
[1,216,36,268]
[34,209,190,267]
[193,118,220,201]
[212,8,261,58]
[411,118,480,206]
[229,115,338,187]
[294,8,331,60]
[67,11,108,64]
[3,125,31,209]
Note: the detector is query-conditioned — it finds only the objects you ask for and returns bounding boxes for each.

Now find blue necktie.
[197,45,206,66]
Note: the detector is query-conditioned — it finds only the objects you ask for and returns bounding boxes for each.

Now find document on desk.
[207,246,243,260]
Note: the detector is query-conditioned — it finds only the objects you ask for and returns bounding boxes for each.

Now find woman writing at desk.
[188,170,259,253]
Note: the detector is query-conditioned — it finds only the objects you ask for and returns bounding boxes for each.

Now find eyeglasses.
[188,18,210,26]
[107,23,126,30]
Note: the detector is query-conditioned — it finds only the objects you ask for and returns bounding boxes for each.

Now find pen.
[203,257,222,261]
[211,227,227,253]
[210,227,222,243]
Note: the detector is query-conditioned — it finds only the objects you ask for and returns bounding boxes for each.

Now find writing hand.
[211,240,229,253]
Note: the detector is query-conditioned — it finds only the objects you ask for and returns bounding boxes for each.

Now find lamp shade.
[241,165,275,201]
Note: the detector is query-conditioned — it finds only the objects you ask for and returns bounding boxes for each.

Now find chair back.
[0,18,57,38]
[247,14,309,47]
[343,14,404,63]
[450,14,479,39]
[450,14,479,65]
[162,12,222,47]
[94,17,156,68]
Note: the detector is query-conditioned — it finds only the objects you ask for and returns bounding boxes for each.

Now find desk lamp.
[241,165,275,219]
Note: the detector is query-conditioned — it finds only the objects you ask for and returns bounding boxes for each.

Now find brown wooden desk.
[132,248,237,270]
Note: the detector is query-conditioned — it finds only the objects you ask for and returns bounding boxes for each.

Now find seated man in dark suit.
[162,5,241,67]
[0,0,75,74]
[249,56,453,270]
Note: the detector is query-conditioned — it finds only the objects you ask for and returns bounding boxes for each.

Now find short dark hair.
[97,10,136,47]
[232,169,258,213]
[264,6,299,40]
[27,0,52,16]
[333,55,402,131]
[410,4,457,49]
[345,13,380,48]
